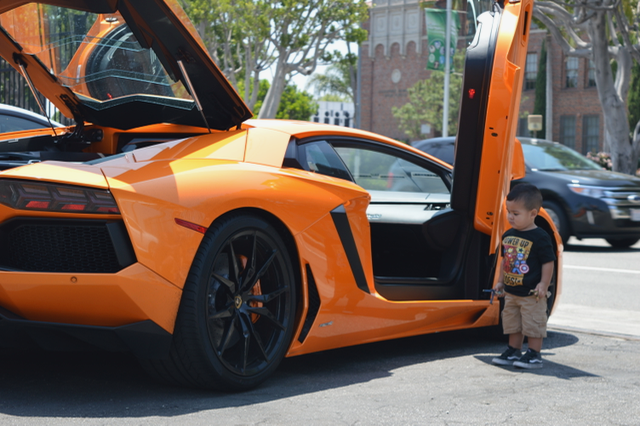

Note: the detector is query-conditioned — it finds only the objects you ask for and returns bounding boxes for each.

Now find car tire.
[542,200,570,245]
[141,214,297,391]
[605,238,639,248]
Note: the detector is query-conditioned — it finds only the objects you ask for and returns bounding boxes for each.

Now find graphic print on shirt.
[502,235,532,286]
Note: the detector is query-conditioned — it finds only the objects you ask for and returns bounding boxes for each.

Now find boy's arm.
[533,261,554,299]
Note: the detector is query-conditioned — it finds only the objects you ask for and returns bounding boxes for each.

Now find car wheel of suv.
[605,238,639,248]
[542,201,569,245]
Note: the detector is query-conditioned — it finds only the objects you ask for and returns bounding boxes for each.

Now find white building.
[311,101,355,127]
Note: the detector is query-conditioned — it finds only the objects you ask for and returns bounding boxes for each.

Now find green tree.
[258,0,368,119]
[534,0,640,174]
[274,83,318,120]
[248,80,318,121]
[629,61,640,132]
[183,0,273,110]
[307,54,357,104]
[532,40,547,138]
[318,93,349,102]
[183,0,367,119]
[391,52,464,140]
[306,28,367,120]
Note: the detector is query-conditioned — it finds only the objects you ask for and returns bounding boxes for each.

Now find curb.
[548,325,640,342]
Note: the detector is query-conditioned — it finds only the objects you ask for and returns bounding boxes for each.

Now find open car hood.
[0,0,252,130]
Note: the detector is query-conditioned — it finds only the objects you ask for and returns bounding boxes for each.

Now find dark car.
[413,137,456,165]
[0,103,62,132]
[413,136,640,248]
[0,104,64,170]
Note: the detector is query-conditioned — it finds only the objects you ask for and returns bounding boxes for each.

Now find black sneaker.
[514,349,543,369]
[492,346,522,366]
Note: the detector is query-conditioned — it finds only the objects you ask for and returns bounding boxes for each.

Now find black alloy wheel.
[141,214,297,391]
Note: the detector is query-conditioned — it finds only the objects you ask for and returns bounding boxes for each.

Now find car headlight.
[567,184,606,198]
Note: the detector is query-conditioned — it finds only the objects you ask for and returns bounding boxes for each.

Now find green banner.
[425,8,460,71]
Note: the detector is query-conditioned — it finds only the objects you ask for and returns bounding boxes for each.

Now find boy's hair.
[507,183,543,211]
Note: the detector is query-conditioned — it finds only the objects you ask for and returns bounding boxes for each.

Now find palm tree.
[307,52,358,122]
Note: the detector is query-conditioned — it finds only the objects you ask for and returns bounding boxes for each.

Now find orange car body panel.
[0,125,373,335]
[0,264,181,332]
[287,206,501,356]
[0,161,110,188]
[0,0,561,360]
[473,0,533,252]
[0,119,503,344]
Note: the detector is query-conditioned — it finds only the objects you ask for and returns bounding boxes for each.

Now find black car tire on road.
[542,200,570,246]
[604,237,640,248]
[141,214,297,391]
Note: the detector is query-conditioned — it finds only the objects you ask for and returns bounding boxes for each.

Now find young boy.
[492,183,556,369]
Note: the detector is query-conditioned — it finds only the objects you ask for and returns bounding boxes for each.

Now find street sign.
[528,114,543,131]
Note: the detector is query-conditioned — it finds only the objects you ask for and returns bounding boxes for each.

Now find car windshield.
[0,4,193,109]
[521,142,601,171]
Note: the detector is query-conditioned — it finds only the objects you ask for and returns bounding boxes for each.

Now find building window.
[524,53,537,90]
[560,115,576,149]
[582,115,600,154]
[565,57,579,88]
[587,59,596,87]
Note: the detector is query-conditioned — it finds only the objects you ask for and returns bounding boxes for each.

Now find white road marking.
[564,265,640,274]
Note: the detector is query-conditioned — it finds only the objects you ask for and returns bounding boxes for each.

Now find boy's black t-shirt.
[500,227,556,297]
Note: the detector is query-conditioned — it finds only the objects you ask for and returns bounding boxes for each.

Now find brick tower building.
[358,0,605,155]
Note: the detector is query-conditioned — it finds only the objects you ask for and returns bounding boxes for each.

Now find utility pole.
[442,0,452,138]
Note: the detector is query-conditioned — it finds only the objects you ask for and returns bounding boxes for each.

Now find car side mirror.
[511,139,526,180]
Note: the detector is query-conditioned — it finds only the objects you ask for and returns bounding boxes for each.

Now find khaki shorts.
[501,292,548,338]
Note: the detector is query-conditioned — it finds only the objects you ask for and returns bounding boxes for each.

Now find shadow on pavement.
[474,355,598,379]
[564,243,640,253]
[0,328,582,419]
[473,330,591,379]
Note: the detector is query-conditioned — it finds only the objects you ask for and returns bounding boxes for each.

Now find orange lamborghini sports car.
[0,0,561,390]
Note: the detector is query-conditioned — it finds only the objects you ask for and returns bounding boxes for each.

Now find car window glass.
[334,147,449,194]
[0,114,43,132]
[414,141,455,165]
[440,146,455,164]
[3,4,192,105]
[522,143,600,171]
[431,147,445,162]
[424,146,440,158]
[297,141,352,181]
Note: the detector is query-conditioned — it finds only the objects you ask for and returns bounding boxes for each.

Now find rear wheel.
[141,214,297,391]
[605,238,639,248]
[542,201,569,246]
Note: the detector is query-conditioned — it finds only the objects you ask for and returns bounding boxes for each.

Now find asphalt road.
[548,237,640,338]
[0,237,638,425]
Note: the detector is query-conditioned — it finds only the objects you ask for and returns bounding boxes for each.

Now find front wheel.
[141,214,297,391]
[542,200,570,246]
[605,238,639,248]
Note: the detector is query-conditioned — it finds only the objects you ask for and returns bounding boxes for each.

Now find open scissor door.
[451,0,533,253]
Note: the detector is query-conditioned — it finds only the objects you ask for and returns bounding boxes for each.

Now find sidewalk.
[548,302,640,340]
